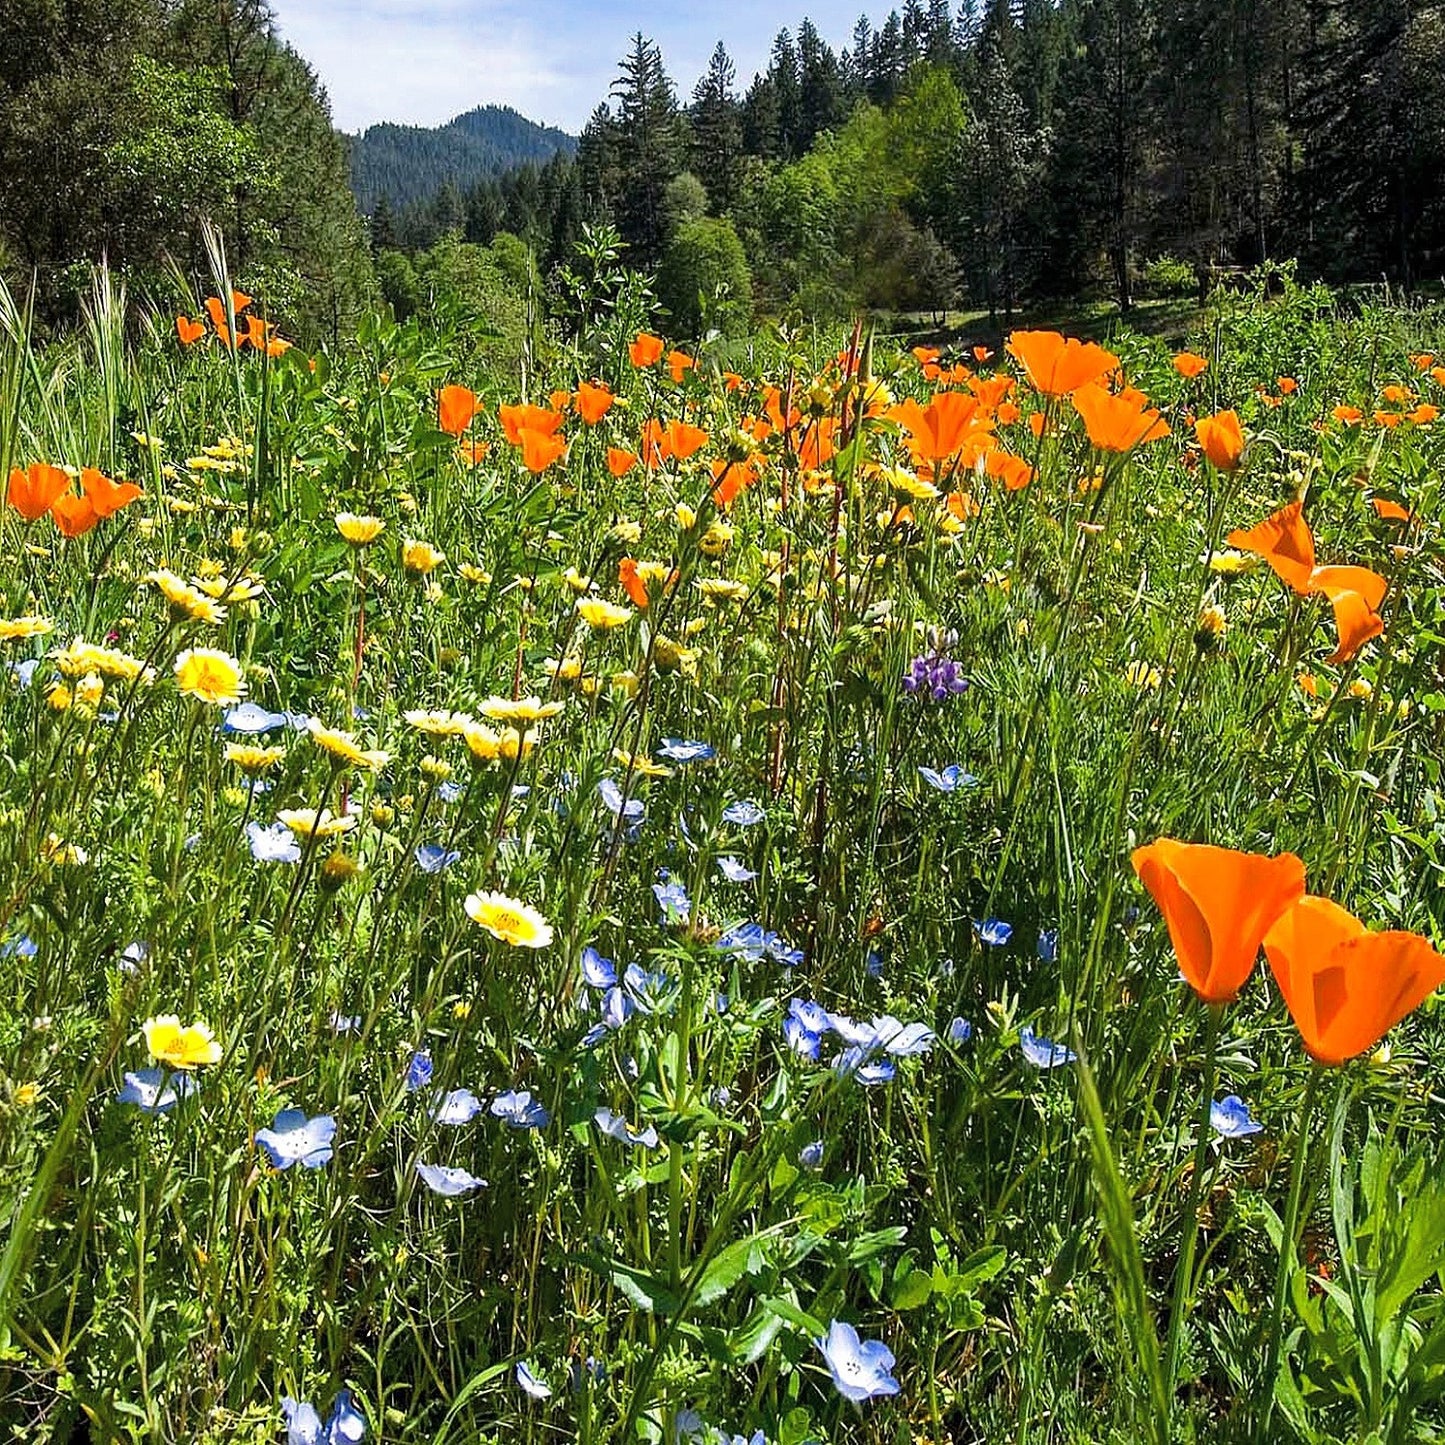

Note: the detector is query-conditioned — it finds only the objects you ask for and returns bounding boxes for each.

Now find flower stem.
[1165,1001,1223,1401]
[1258,1061,1324,1433]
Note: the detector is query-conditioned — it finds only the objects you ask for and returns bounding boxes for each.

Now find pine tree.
[770,29,803,157]
[797,19,845,149]
[609,34,682,261]
[692,42,744,211]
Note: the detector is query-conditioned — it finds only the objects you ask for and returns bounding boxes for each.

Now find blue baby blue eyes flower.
[491,1090,549,1129]
[658,738,715,763]
[329,1010,360,1034]
[255,1108,337,1169]
[783,1015,823,1059]
[653,879,692,925]
[716,921,803,967]
[516,1361,552,1399]
[1,934,37,958]
[431,1088,483,1125]
[816,1319,901,1402]
[118,1068,197,1113]
[948,1016,973,1044]
[799,1139,825,1169]
[598,778,645,822]
[283,1389,366,1445]
[1019,1026,1077,1069]
[976,917,1013,947]
[1210,1095,1263,1139]
[594,1107,659,1148]
[581,946,618,988]
[722,799,766,827]
[717,856,756,882]
[414,843,461,873]
[11,659,39,688]
[415,1160,487,1196]
[223,702,290,734]
[405,1051,433,1091]
[789,998,830,1035]
[247,821,301,864]
[1037,928,1060,963]
[437,781,465,803]
[120,941,149,974]
[918,764,979,793]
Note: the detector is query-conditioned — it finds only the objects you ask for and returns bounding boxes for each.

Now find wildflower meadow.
[4,257,1445,1445]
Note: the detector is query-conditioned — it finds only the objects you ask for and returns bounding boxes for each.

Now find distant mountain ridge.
[349,105,576,213]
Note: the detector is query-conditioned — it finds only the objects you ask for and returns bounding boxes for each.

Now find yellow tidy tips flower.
[174,648,246,707]
[13,1082,40,1107]
[459,563,492,585]
[143,1015,223,1070]
[463,890,553,948]
[225,743,286,775]
[402,539,445,575]
[1207,549,1261,576]
[696,578,749,603]
[576,597,634,630]
[609,520,643,547]
[404,708,473,738]
[611,670,640,698]
[336,512,385,546]
[478,695,564,725]
[42,833,87,864]
[613,748,672,779]
[75,674,103,708]
[145,568,226,625]
[562,566,592,593]
[675,502,698,530]
[419,754,452,780]
[0,616,53,642]
[497,727,537,762]
[277,807,358,839]
[193,574,264,604]
[461,721,504,762]
[652,635,699,678]
[46,682,71,712]
[888,467,940,500]
[319,853,363,890]
[1348,678,1374,701]
[307,718,390,770]
[541,655,584,682]
[53,642,152,683]
[699,520,734,557]
[1125,660,1163,690]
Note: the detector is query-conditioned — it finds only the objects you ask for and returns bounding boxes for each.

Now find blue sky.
[272,1,867,134]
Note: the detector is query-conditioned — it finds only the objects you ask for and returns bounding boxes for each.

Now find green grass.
[1,266,1445,1444]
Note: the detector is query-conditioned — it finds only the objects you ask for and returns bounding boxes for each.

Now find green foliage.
[656,217,752,337]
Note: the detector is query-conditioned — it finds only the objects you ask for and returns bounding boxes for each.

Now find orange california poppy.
[912,346,940,367]
[630,333,665,368]
[1132,838,1306,1005]
[243,315,270,351]
[1332,405,1363,425]
[619,557,649,608]
[176,315,206,346]
[499,403,563,446]
[665,419,709,462]
[79,468,142,518]
[892,393,991,464]
[1173,352,1209,379]
[985,449,1033,491]
[548,388,573,413]
[1374,411,1402,429]
[1277,376,1298,395]
[973,345,994,363]
[763,386,801,435]
[438,385,477,437]
[639,418,668,470]
[968,374,1015,409]
[1308,564,1387,664]
[1409,403,1438,425]
[50,488,100,538]
[1433,367,1445,388]
[995,401,1021,426]
[1409,353,1434,371]
[797,417,838,472]
[1071,381,1169,452]
[667,350,695,384]
[1371,497,1412,522]
[518,428,567,474]
[204,297,235,345]
[1227,501,1316,594]
[1007,330,1119,397]
[711,456,758,509]
[1195,410,1245,471]
[7,462,71,522]
[945,490,980,522]
[1264,895,1445,1065]
[458,440,490,465]
[607,448,638,478]
[1381,384,1413,405]
[723,371,744,392]
[574,381,615,425]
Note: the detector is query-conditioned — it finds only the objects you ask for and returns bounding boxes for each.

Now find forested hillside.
[350,107,576,214]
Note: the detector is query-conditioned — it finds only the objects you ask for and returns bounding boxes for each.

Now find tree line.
[378,0,1445,328]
